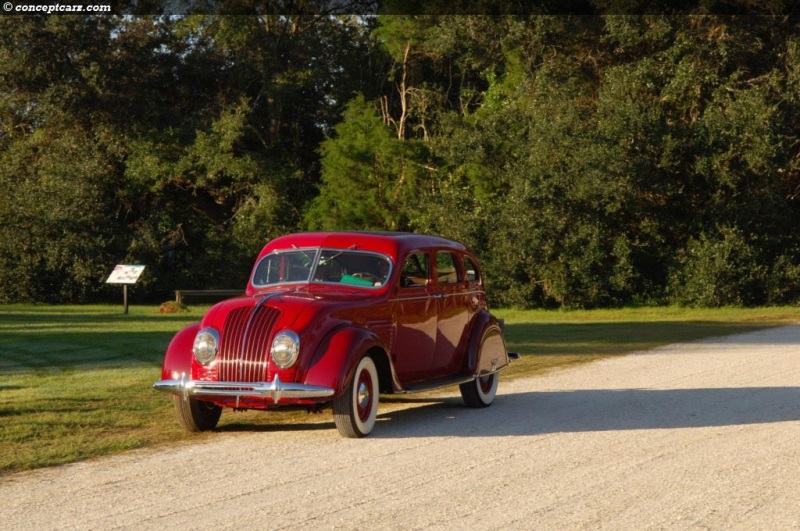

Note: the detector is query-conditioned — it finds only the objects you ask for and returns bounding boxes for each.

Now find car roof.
[258,231,468,261]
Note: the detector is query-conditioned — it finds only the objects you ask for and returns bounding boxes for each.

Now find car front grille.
[218,305,281,382]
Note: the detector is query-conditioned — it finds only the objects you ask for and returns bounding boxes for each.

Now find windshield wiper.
[318,244,357,266]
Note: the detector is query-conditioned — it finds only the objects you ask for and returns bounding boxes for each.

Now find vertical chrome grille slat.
[250,310,272,381]
[250,310,270,380]
[218,305,281,383]
[248,308,266,381]
[219,308,244,381]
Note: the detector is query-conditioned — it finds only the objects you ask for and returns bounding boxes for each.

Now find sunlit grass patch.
[0,305,210,473]
[495,306,800,377]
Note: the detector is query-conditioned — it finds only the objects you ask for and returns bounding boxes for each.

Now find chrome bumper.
[153,373,335,403]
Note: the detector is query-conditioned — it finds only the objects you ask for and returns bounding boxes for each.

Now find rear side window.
[436,252,461,285]
[463,256,480,283]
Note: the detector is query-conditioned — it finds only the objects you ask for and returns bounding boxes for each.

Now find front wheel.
[460,372,499,408]
[173,396,222,432]
[333,355,379,438]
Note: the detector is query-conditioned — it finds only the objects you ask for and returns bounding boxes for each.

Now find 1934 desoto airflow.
[154,232,517,438]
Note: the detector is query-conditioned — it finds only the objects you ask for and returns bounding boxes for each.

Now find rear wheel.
[173,396,222,432]
[460,372,499,408]
[333,355,379,438]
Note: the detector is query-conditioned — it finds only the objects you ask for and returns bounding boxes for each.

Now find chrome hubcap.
[357,381,370,410]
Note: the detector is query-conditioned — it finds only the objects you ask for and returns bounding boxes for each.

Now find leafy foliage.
[2,12,800,307]
[0,14,376,301]
[305,95,434,230]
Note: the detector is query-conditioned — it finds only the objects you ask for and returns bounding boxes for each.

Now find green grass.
[495,306,800,377]
[1,304,798,475]
[0,304,211,473]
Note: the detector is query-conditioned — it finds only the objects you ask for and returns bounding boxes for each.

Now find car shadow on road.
[369,386,800,438]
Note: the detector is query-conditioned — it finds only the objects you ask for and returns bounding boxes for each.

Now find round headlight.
[271,331,299,368]
[193,328,220,366]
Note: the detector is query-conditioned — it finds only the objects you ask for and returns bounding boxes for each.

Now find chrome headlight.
[193,328,220,366]
[271,330,300,368]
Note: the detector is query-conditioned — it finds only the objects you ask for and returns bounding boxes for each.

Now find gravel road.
[2,325,800,530]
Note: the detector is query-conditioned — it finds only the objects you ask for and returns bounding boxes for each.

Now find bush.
[764,254,800,306]
[668,228,766,307]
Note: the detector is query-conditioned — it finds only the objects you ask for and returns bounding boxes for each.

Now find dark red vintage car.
[154,231,517,437]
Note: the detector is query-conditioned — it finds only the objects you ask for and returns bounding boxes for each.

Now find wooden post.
[123,284,129,315]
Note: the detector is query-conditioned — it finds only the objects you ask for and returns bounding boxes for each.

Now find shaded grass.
[1,304,798,475]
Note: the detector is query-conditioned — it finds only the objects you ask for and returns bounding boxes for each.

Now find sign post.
[105,265,145,314]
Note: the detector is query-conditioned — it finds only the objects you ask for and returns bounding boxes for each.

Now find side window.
[399,252,430,287]
[436,252,461,285]
[463,256,480,283]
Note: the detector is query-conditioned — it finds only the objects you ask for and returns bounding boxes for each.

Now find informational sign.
[105,265,145,314]
[106,265,145,285]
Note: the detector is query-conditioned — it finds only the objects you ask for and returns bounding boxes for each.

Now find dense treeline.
[2,10,800,308]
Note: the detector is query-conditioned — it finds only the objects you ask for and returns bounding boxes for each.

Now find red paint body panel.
[305,326,382,391]
[158,231,509,414]
[161,323,200,380]
[391,285,437,383]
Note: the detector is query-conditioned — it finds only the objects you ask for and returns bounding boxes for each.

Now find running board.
[402,375,476,393]
[400,352,519,394]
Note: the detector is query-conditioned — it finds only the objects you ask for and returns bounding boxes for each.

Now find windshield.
[252,248,392,288]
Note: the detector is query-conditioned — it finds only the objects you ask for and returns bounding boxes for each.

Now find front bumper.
[153,373,335,403]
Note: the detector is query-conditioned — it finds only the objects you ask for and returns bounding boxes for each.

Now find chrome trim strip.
[388,295,431,302]
[153,374,334,403]
[389,289,485,303]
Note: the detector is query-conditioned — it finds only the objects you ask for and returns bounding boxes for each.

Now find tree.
[0,13,380,301]
[305,95,434,231]
[0,15,124,302]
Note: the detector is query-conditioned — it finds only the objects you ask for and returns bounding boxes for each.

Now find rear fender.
[304,326,386,396]
[161,323,200,380]
[465,311,509,376]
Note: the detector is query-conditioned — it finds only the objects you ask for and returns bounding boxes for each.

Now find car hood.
[200,286,380,333]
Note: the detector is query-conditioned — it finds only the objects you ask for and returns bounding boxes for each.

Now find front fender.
[465,311,509,376]
[304,326,384,396]
[161,323,200,380]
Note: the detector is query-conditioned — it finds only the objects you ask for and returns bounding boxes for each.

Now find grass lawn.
[0,305,210,474]
[1,304,798,475]
[495,306,800,377]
